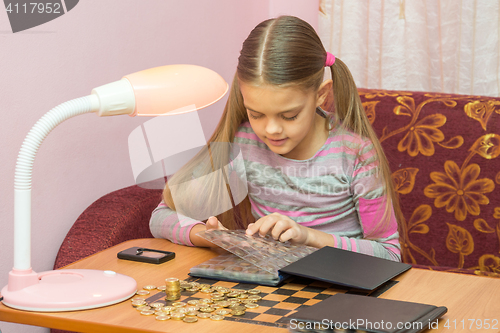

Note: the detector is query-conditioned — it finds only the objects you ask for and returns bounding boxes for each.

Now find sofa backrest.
[356,89,500,274]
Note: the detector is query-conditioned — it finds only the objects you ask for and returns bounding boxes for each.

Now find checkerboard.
[144,276,398,328]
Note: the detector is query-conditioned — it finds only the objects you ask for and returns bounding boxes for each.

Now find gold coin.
[131,300,146,307]
[200,288,214,293]
[165,277,179,284]
[211,292,224,298]
[217,301,231,308]
[211,304,223,309]
[199,307,215,313]
[197,312,212,319]
[199,284,211,289]
[240,299,255,304]
[183,316,198,323]
[157,285,166,291]
[136,305,151,312]
[162,306,176,312]
[140,310,155,316]
[143,285,156,290]
[186,311,199,317]
[245,303,259,309]
[150,302,164,308]
[230,304,246,311]
[247,295,262,301]
[136,290,150,296]
[155,315,170,321]
[237,294,248,299]
[226,292,240,298]
[186,287,200,292]
[186,306,200,312]
[170,312,185,320]
[200,299,213,304]
[155,311,164,316]
[187,300,200,305]
[218,288,230,294]
[174,308,187,314]
[248,289,261,294]
[215,309,231,316]
[231,310,245,316]
[180,282,192,289]
[172,302,186,307]
[210,315,225,321]
[131,297,146,302]
[211,296,224,302]
[165,294,181,301]
[234,289,247,294]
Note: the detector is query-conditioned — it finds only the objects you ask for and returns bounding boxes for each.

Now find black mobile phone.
[117,247,175,264]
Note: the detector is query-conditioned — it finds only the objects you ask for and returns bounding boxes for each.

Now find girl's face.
[239,81,331,160]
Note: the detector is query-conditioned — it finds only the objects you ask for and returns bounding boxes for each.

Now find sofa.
[54,88,500,277]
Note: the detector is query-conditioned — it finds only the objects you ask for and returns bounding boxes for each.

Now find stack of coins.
[165,277,181,301]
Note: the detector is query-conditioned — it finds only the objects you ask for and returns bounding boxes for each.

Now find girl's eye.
[282,114,298,121]
[247,111,298,121]
[248,113,262,119]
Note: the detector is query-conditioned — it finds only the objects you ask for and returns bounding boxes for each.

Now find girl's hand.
[205,216,227,231]
[245,213,309,244]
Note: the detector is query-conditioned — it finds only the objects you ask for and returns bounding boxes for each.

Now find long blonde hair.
[163,16,403,236]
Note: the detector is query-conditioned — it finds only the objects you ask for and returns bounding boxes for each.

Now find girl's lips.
[268,138,288,146]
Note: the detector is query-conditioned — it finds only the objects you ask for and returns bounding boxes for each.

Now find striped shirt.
[150,116,401,261]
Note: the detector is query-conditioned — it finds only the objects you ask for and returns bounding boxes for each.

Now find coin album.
[189,230,317,286]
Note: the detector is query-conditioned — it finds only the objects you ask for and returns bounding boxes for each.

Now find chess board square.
[292,291,319,299]
[258,286,279,293]
[258,299,280,307]
[273,302,301,311]
[190,292,210,299]
[264,307,291,316]
[213,281,238,288]
[263,294,290,302]
[282,296,309,304]
[252,313,282,323]
[312,293,332,300]
[272,288,296,296]
[280,283,307,290]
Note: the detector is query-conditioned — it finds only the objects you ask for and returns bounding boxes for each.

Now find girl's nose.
[265,119,283,135]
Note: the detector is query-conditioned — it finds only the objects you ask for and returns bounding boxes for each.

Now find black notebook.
[289,293,448,333]
[279,246,412,291]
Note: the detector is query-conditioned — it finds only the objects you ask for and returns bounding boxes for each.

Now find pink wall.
[0,1,317,332]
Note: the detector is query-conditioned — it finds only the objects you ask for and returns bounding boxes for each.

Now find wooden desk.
[1,238,500,332]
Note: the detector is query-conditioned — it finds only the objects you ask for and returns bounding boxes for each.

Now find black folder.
[289,293,448,333]
[279,246,412,291]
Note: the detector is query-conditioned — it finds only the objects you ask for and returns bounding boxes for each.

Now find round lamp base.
[1,269,137,312]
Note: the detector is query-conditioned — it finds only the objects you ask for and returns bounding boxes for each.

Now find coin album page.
[190,230,317,285]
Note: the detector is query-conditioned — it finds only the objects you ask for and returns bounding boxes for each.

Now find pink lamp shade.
[124,64,228,116]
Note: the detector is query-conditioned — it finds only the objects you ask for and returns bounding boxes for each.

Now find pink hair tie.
[325,52,335,67]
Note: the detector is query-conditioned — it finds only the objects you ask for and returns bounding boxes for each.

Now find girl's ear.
[315,79,333,107]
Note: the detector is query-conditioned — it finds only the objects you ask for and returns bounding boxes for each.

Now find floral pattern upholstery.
[356,89,500,277]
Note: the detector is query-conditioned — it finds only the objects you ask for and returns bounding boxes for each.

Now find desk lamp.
[1,64,228,311]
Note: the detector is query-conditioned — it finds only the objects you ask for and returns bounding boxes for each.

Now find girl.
[150,16,402,261]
